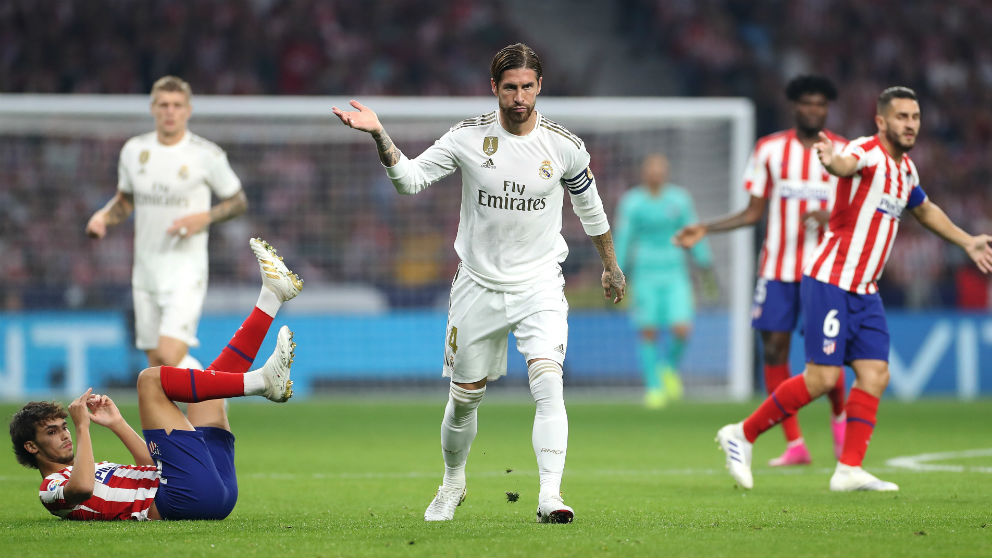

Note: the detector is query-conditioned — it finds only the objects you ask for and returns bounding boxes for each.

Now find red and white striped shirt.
[804,134,928,294]
[39,461,160,521]
[744,129,847,282]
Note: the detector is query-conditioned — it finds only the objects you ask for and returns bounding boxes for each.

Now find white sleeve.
[841,140,869,171]
[561,148,610,236]
[206,150,242,199]
[384,132,458,195]
[117,144,133,194]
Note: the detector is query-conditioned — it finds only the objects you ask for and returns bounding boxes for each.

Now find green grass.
[1,396,990,557]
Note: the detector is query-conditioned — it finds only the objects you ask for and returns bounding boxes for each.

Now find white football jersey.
[117,131,241,291]
[386,110,609,291]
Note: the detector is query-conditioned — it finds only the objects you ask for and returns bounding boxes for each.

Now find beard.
[886,127,916,151]
[55,452,74,465]
[501,103,534,124]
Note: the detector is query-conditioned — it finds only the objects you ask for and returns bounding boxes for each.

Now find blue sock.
[666,336,687,374]
[637,339,661,390]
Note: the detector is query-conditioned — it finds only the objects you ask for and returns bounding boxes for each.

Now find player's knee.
[761,333,790,364]
[528,360,564,403]
[136,367,162,393]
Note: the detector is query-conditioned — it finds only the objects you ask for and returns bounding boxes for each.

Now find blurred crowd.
[1,0,990,310]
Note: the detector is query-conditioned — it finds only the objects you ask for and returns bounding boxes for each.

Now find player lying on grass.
[9,238,302,520]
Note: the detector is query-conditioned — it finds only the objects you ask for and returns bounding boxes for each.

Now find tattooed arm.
[591,230,626,304]
[332,99,457,195]
[85,192,134,239]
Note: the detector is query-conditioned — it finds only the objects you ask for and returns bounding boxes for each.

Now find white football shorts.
[132,280,206,350]
[442,264,568,384]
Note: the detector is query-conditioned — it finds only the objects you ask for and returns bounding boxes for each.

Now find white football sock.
[177,353,203,370]
[256,286,282,318]
[440,383,485,490]
[529,360,567,501]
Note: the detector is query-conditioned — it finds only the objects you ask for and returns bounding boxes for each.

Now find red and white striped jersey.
[744,129,847,282]
[804,134,928,294]
[39,461,160,521]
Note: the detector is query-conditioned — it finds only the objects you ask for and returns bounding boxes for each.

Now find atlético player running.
[714,87,992,492]
[10,238,302,520]
[675,76,847,466]
[332,43,625,523]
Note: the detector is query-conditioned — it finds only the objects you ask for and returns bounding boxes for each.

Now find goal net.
[0,95,754,400]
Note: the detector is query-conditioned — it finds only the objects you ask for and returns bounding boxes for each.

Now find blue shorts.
[801,277,889,366]
[750,278,801,332]
[145,427,238,520]
[631,275,694,329]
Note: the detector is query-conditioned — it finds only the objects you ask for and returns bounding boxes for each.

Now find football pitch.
[2,395,990,557]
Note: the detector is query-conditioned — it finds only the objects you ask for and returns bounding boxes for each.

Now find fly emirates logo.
[477,180,548,212]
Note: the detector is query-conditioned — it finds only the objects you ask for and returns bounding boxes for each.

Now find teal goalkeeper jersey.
[614,184,712,281]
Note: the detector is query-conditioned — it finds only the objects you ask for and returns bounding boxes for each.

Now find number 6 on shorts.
[822,309,840,337]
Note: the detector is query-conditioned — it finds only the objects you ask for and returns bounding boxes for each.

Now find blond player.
[85,76,247,370]
[333,43,625,524]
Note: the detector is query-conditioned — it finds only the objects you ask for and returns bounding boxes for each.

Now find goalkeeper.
[614,154,715,408]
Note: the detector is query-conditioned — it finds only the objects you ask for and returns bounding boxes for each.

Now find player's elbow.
[65,484,93,504]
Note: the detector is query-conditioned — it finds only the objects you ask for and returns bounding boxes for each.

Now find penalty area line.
[886,448,992,473]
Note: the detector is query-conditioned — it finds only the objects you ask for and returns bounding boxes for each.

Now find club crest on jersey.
[178,165,189,180]
[538,160,554,180]
[139,150,149,165]
[482,136,498,156]
[822,339,836,355]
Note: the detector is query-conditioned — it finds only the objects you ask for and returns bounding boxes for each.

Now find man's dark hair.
[491,43,543,85]
[785,75,838,102]
[877,86,918,114]
[10,401,67,469]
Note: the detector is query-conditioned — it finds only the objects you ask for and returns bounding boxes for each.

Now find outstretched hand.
[812,131,835,167]
[331,100,383,134]
[673,224,706,248]
[967,234,992,274]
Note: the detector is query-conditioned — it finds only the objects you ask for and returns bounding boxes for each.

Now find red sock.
[160,366,245,403]
[827,371,846,417]
[764,363,802,442]
[839,388,879,466]
[207,307,274,374]
[742,374,812,442]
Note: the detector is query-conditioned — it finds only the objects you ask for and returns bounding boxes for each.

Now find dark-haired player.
[715,87,992,491]
[675,75,847,466]
[332,43,625,523]
[10,238,302,520]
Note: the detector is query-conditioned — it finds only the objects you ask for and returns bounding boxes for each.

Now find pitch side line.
[886,448,992,473]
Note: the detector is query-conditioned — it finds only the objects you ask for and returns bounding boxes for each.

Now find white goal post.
[0,95,754,400]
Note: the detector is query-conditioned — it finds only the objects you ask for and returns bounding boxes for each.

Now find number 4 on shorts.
[447,326,459,354]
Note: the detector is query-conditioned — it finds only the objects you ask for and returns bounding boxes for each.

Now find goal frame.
[0,94,755,400]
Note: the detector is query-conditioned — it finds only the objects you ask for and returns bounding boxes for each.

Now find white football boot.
[716,423,754,489]
[829,463,899,492]
[251,237,303,302]
[536,495,574,524]
[257,325,295,402]
[424,485,466,521]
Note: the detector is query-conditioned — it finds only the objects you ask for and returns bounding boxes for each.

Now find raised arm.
[332,100,456,194]
[674,195,766,248]
[911,198,992,273]
[332,100,402,166]
[87,393,154,466]
[63,389,96,505]
[85,192,134,239]
[813,131,858,177]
